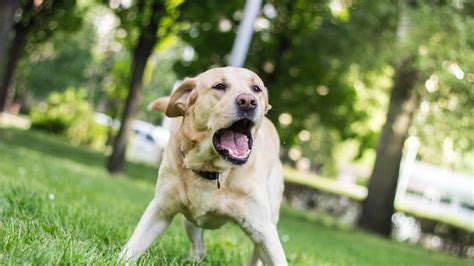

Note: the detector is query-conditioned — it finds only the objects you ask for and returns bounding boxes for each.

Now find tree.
[106,0,184,174]
[0,0,81,112]
[359,0,474,236]
[0,0,20,77]
[359,61,419,236]
[358,0,418,236]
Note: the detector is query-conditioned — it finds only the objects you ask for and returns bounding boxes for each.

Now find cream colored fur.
[120,67,286,265]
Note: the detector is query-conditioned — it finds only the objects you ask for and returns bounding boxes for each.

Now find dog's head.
[150,67,271,168]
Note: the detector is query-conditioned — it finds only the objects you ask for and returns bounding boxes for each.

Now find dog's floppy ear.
[264,86,272,114]
[165,77,196,117]
[147,97,170,113]
[265,104,272,114]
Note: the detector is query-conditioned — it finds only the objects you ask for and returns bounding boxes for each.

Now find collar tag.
[217,173,221,189]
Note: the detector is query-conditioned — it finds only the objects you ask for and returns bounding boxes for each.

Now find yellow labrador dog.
[120,67,287,265]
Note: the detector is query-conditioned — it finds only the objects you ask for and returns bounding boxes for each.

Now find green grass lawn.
[0,128,470,265]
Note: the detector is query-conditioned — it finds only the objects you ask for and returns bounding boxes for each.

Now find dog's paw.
[190,247,206,263]
[119,247,137,264]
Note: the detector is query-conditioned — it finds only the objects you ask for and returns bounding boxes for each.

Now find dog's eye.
[212,83,226,91]
[252,85,262,93]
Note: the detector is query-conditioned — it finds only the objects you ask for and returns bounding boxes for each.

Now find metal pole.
[229,0,262,67]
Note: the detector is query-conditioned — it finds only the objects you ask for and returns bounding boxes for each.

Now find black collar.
[193,170,222,189]
[182,150,222,189]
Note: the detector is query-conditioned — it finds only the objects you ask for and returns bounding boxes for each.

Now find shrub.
[31,88,107,149]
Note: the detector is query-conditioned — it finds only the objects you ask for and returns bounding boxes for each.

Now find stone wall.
[283,182,474,258]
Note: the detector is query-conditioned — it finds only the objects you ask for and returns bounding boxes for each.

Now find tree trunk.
[0,23,29,112]
[358,56,418,236]
[358,0,420,237]
[106,2,163,174]
[0,0,20,73]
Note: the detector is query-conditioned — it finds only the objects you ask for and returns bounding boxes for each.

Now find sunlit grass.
[284,167,367,201]
[0,128,470,265]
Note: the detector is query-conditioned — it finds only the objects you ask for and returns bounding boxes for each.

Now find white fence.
[395,137,474,230]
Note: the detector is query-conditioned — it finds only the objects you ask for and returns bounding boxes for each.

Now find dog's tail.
[147,97,170,113]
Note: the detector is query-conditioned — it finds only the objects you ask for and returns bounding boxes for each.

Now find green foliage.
[30,88,107,149]
[16,24,95,99]
[407,2,474,173]
[108,0,184,48]
[18,0,83,52]
[0,128,470,266]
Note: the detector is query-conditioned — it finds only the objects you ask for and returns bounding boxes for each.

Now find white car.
[127,120,170,165]
[94,113,170,166]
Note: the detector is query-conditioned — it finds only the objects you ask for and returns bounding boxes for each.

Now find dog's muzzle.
[212,118,254,165]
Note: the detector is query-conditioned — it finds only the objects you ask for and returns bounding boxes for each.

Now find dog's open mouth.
[212,119,254,165]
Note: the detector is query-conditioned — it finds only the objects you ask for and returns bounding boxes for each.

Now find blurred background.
[0,0,473,264]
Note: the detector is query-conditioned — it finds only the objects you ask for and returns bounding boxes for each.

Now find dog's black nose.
[236,93,257,112]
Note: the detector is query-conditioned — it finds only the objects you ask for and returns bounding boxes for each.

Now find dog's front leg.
[119,197,175,262]
[237,211,287,265]
[251,223,286,266]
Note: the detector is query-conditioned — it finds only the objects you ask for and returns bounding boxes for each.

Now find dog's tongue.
[219,130,249,157]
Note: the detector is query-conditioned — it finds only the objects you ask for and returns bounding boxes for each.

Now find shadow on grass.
[0,127,158,182]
